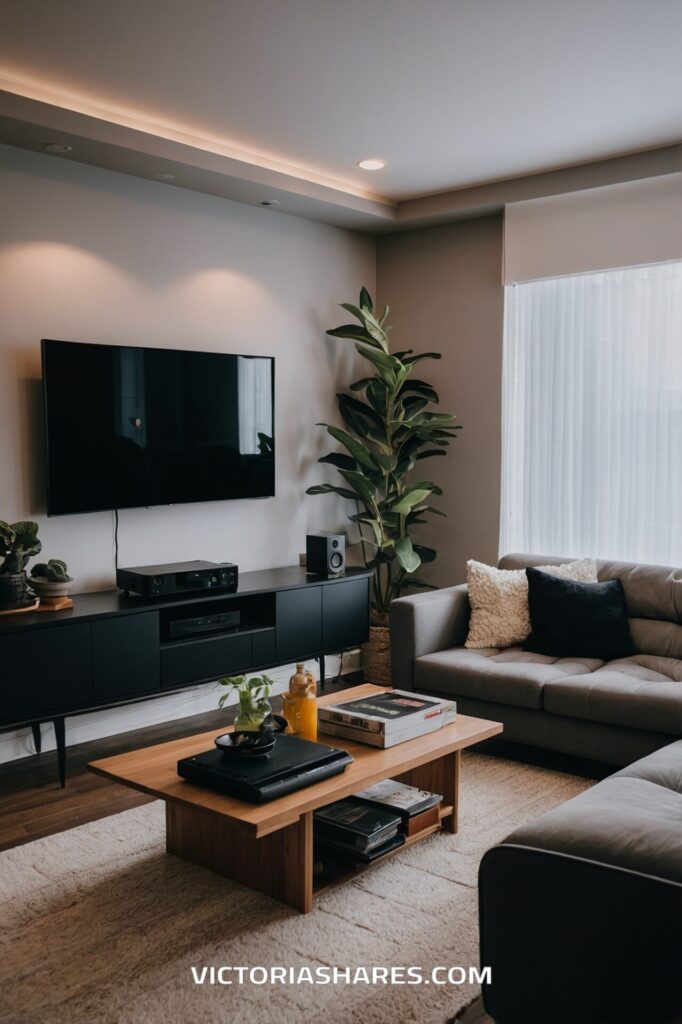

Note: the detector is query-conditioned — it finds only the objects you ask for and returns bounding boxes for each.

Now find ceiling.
[1,0,681,229]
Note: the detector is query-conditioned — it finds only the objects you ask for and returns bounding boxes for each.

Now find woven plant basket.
[361,623,392,686]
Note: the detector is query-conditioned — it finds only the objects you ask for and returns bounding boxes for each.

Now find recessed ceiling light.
[357,158,386,171]
[42,142,73,154]
[260,199,280,207]
[155,172,175,182]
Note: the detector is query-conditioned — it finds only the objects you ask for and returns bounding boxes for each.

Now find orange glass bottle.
[282,664,318,741]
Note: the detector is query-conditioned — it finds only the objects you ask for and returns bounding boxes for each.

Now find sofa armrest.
[389,584,470,691]
[479,843,682,1024]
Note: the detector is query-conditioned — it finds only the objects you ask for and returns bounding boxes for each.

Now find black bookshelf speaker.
[306,534,345,576]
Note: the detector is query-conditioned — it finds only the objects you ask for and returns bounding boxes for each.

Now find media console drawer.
[161,632,252,688]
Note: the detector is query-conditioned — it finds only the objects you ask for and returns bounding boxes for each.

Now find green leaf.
[415,448,447,460]
[318,452,357,471]
[355,344,398,386]
[336,393,383,425]
[326,424,376,471]
[338,469,376,505]
[349,376,374,392]
[326,324,377,345]
[365,379,388,417]
[341,302,369,322]
[409,504,447,518]
[306,484,360,500]
[371,450,397,473]
[399,380,439,404]
[395,536,421,573]
[361,308,389,348]
[403,352,442,365]
[400,396,430,419]
[359,286,373,311]
[391,487,435,514]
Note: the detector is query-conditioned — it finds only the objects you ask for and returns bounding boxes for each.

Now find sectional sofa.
[390,553,682,766]
[391,553,682,1023]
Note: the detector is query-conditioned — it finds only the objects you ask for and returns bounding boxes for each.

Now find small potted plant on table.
[0,520,42,611]
[218,674,274,731]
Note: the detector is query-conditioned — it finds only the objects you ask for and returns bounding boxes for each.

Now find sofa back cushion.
[499,554,682,659]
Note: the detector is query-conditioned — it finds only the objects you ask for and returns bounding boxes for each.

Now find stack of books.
[318,689,457,748]
[354,780,442,837]
[313,797,405,863]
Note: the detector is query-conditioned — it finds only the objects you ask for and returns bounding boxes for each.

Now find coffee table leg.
[166,803,314,913]
[394,748,461,834]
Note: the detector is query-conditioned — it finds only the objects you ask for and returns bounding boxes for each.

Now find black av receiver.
[117,560,238,599]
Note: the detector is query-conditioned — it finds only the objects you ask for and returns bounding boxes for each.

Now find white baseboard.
[0,651,361,765]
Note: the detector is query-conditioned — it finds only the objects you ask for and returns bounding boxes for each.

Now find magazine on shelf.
[354,780,443,818]
[313,797,402,852]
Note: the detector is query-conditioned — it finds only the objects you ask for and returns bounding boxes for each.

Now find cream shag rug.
[0,752,592,1024]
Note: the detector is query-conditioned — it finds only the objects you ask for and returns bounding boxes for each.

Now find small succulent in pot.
[217,673,274,732]
[0,520,42,609]
[30,558,74,598]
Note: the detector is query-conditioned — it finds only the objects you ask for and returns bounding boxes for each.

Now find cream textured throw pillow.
[464,558,598,649]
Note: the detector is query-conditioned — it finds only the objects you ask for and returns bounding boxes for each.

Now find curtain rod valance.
[503,172,682,285]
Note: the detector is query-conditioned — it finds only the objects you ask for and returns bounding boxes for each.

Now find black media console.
[0,566,372,787]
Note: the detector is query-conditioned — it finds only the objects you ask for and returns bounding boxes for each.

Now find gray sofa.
[390,553,682,765]
[479,738,682,1023]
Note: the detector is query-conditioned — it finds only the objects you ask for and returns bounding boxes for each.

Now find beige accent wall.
[377,214,504,587]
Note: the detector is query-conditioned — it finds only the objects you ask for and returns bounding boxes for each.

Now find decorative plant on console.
[0,520,42,611]
[218,673,274,731]
[306,288,461,684]
[30,559,74,598]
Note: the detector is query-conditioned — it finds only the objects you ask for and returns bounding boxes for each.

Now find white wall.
[0,143,374,762]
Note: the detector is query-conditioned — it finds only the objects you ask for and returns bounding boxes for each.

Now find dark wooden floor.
[0,678,608,854]
[0,679,357,852]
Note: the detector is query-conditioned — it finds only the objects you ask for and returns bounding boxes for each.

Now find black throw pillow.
[524,568,636,660]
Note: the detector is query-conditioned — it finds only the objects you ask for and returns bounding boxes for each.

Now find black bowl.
[215,731,276,760]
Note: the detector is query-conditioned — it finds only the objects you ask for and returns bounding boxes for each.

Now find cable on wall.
[113,509,119,574]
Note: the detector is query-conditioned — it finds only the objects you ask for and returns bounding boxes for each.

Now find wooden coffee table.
[89,684,502,912]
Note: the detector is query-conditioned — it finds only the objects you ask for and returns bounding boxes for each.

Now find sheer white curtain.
[500,261,682,566]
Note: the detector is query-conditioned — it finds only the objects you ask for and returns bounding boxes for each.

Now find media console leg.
[31,722,42,755]
[53,717,66,788]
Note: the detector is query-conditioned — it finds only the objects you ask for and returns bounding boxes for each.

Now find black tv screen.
[42,340,275,515]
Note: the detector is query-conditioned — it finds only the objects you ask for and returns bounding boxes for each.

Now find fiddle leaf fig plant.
[306,288,461,619]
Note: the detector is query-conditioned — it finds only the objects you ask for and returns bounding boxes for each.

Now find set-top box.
[117,560,238,599]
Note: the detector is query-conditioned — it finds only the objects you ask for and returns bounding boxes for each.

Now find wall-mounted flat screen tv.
[42,339,275,515]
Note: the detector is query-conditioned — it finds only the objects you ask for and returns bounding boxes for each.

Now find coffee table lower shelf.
[166,798,455,914]
[312,803,453,899]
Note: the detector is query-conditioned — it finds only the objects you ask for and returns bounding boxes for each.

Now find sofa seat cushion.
[543,654,682,734]
[503,740,682,883]
[611,733,682,793]
[413,646,602,710]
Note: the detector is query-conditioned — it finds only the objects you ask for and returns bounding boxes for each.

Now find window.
[500,261,682,565]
